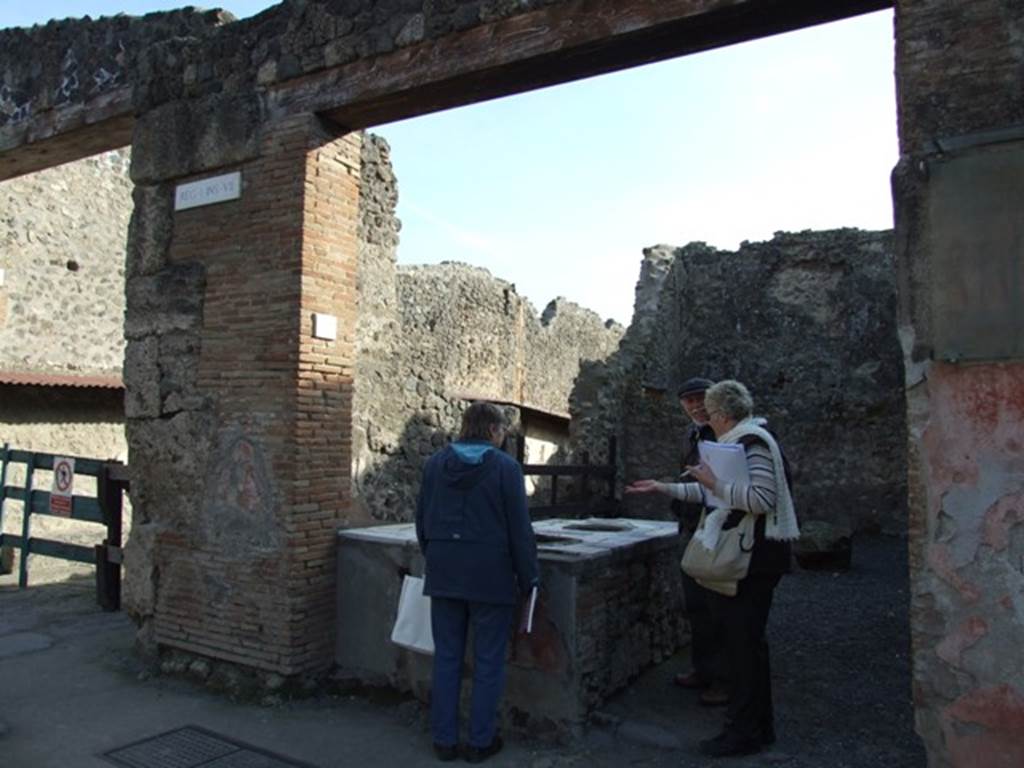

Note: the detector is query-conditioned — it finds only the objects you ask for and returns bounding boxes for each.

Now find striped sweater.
[662,441,777,517]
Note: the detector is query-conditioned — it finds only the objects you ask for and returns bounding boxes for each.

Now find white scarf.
[694,416,800,550]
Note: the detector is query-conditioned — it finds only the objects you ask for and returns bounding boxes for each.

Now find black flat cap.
[677,377,713,397]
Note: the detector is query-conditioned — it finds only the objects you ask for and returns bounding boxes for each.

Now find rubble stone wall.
[353,134,623,523]
[0,386,124,461]
[0,10,228,135]
[573,230,907,535]
[0,150,131,376]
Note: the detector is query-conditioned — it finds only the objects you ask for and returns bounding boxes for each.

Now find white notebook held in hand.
[697,441,750,509]
[520,585,538,634]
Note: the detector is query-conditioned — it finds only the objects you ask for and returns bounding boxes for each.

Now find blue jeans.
[430,597,515,748]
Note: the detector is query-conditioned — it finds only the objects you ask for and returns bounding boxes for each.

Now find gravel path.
[575,533,927,767]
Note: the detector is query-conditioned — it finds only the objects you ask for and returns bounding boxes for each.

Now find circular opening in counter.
[562,521,635,532]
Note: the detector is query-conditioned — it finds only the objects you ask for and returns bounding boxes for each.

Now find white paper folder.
[697,441,750,509]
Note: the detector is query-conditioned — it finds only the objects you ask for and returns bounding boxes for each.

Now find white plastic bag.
[390,575,434,654]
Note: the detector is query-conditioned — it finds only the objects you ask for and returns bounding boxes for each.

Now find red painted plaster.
[923,364,1024,500]
[918,364,1024,601]
[930,364,1024,433]
[943,685,1024,768]
[935,616,989,667]
[982,492,1024,551]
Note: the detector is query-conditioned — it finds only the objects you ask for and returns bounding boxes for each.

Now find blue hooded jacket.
[415,440,539,605]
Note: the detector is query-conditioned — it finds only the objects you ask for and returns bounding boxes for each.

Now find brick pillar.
[124,114,359,675]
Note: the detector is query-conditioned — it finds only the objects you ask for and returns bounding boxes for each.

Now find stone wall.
[0,150,131,376]
[352,134,623,523]
[0,385,124,460]
[574,230,907,535]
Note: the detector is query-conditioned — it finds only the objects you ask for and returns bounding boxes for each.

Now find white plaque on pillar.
[174,171,242,211]
[312,313,337,341]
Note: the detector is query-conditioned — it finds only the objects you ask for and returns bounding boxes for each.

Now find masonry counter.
[335,518,686,728]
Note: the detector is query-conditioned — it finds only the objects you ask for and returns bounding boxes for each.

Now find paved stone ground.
[0,534,925,767]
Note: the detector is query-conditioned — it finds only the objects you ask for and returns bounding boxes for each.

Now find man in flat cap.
[672,377,729,706]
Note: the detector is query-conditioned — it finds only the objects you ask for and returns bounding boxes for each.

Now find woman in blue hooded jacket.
[415,402,540,763]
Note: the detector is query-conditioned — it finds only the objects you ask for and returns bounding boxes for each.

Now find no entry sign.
[50,456,75,517]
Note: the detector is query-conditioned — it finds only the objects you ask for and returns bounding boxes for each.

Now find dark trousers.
[681,571,725,686]
[430,597,515,749]
[707,573,781,743]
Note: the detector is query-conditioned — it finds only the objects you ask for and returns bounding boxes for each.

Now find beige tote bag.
[681,512,756,597]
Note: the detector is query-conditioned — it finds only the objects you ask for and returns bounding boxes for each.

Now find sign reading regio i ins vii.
[174,171,242,211]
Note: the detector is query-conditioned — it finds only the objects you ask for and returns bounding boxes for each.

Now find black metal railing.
[512,435,617,518]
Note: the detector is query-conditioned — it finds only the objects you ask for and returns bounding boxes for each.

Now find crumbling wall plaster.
[894,1,1024,763]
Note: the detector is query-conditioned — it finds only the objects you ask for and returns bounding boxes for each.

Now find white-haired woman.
[626,380,799,758]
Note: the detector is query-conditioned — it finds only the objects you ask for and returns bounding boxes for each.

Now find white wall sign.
[174,171,242,211]
[312,313,337,341]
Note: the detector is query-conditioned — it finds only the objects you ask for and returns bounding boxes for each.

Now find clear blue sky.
[2,3,898,325]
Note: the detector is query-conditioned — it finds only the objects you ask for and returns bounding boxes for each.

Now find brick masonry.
[125,115,360,675]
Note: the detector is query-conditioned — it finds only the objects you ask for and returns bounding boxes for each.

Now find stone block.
[130,93,263,184]
[123,336,161,419]
[793,520,853,571]
[126,183,174,278]
[125,263,205,341]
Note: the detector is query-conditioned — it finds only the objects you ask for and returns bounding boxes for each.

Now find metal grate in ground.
[101,725,318,768]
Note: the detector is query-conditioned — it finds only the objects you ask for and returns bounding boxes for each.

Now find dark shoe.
[433,742,459,762]
[699,685,729,707]
[673,670,707,689]
[699,732,761,758]
[465,736,503,764]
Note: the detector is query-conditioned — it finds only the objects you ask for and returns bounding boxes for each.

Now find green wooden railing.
[0,443,128,610]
